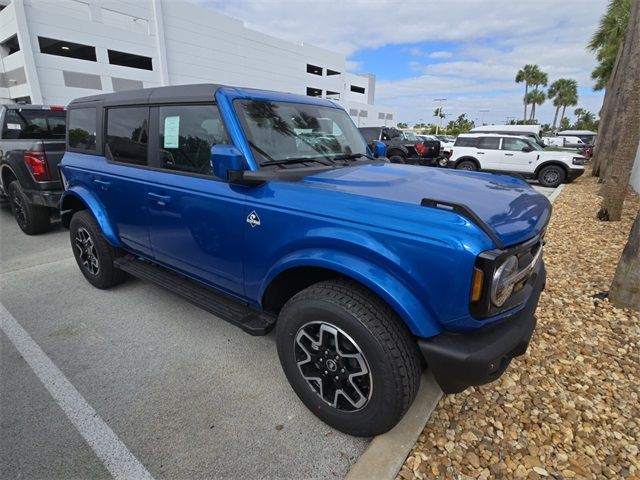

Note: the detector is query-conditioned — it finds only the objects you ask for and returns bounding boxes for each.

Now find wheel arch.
[260,252,440,338]
[0,164,18,191]
[454,156,480,169]
[60,187,122,247]
[534,160,569,177]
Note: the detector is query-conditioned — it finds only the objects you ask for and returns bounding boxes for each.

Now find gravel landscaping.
[399,173,640,480]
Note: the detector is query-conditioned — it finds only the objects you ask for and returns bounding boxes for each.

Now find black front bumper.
[22,188,62,209]
[567,168,585,181]
[418,263,545,394]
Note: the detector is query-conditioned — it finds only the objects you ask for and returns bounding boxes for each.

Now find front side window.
[477,137,500,149]
[106,107,148,165]
[68,108,96,149]
[359,127,380,143]
[501,137,531,151]
[3,109,66,140]
[234,100,367,165]
[158,104,229,174]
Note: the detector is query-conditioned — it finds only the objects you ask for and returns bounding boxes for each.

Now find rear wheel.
[69,210,125,289]
[538,165,566,187]
[7,181,51,235]
[276,279,422,436]
[456,160,478,171]
[388,154,406,164]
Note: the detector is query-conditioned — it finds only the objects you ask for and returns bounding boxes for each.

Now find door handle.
[505,153,514,156]
[477,151,485,154]
[147,192,172,205]
[93,179,111,190]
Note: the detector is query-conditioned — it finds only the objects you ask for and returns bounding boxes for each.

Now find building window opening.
[108,49,153,70]
[38,36,97,61]
[1,35,20,57]
[325,90,340,99]
[306,64,322,75]
[350,85,366,94]
[327,69,340,76]
[306,87,322,97]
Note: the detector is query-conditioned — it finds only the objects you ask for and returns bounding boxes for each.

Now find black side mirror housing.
[522,146,533,153]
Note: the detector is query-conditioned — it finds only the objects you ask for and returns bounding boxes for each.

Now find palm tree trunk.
[609,208,640,311]
[552,105,560,129]
[561,105,567,125]
[598,0,640,221]
[523,82,528,121]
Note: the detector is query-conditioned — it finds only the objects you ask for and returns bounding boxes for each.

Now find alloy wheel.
[294,321,372,411]
[10,190,27,228]
[74,227,100,275]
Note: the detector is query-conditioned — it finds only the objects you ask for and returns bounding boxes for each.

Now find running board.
[114,255,275,336]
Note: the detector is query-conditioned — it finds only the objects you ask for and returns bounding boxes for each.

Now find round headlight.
[491,255,519,307]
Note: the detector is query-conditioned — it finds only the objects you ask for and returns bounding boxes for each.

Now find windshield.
[234,100,368,165]
[528,138,544,151]
[403,131,421,141]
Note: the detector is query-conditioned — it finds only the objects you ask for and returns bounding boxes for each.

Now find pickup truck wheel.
[388,155,406,164]
[456,160,478,171]
[7,181,51,235]
[276,279,422,436]
[69,210,125,289]
[538,165,566,187]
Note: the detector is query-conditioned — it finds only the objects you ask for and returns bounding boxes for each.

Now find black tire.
[69,210,125,289]
[7,181,51,235]
[276,279,422,437]
[538,165,566,187]
[456,159,478,171]
[388,154,406,164]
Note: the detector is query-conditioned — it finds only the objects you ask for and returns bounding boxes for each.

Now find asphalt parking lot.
[0,183,557,480]
[0,204,368,480]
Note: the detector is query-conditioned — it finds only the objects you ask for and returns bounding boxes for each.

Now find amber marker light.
[471,268,484,302]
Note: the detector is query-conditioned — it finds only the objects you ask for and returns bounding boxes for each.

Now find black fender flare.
[454,156,480,169]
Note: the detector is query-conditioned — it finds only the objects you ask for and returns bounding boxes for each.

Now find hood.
[302,163,551,248]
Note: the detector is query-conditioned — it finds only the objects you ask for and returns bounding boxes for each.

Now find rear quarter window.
[454,137,478,147]
[2,108,66,140]
[68,108,97,150]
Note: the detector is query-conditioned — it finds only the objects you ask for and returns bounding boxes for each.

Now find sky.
[197,0,608,126]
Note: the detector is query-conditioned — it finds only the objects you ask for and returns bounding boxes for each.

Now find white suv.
[448,133,585,187]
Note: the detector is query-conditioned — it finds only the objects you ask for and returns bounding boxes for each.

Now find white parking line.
[0,303,155,480]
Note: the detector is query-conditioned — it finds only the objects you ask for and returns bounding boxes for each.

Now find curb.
[346,372,443,480]
[547,184,566,204]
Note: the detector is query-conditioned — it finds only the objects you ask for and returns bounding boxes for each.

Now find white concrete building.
[0,0,395,127]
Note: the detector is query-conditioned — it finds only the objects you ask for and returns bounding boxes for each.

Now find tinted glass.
[3,109,66,140]
[158,104,229,175]
[106,107,148,165]
[68,108,95,149]
[477,137,500,149]
[359,127,380,143]
[454,137,478,147]
[502,137,531,151]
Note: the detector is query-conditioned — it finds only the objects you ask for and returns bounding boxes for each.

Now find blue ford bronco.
[59,84,550,436]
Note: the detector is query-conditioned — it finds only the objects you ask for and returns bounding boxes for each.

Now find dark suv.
[59,84,549,436]
[359,126,440,165]
[0,104,66,233]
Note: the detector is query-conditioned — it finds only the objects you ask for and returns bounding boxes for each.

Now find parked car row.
[359,126,441,165]
[0,85,551,437]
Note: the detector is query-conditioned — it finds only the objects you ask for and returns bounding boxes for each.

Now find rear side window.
[454,136,478,147]
[106,107,149,166]
[2,109,66,140]
[158,104,228,175]
[68,108,96,150]
[477,137,500,149]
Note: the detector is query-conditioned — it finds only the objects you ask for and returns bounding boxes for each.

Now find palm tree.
[515,64,547,121]
[589,0,632,90]
[525,90,546,122]
[547,79,578,129]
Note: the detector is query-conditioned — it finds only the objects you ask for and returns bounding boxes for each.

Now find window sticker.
[6,123,22,130]
[163,116,180,148]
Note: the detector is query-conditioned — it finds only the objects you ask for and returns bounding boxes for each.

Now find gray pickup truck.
[0,104,66,234]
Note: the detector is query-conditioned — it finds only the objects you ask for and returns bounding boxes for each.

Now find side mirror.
[211,145,245,181]
[372,140,387,158]
[522,146,533,153]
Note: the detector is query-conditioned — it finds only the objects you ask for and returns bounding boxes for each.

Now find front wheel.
[538,165,566,187]
[456,160,478,171]
[69,210,125,289]
[388,155,406,164]
[276,279,422,437]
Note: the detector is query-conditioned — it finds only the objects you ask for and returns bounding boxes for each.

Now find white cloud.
[193,0,608,124]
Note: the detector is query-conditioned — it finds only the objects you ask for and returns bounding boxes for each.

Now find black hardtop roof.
[68,84,222,108]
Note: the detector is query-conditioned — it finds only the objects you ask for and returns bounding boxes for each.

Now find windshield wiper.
[331,153,376,162]
[262,156,334,167]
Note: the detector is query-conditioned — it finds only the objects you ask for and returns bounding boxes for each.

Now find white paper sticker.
[6,123,22,130]
[163,116,180,148]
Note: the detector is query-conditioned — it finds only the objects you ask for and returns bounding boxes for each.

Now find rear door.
[500,136,538,173]
[475,136,502,169]
[145,103,246,295]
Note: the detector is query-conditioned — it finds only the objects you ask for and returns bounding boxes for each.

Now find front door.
[145,103,246,296]
[500,136,538,173]
[475,136,502,169]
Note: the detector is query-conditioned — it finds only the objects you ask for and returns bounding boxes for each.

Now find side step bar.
[114,255,276,336]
